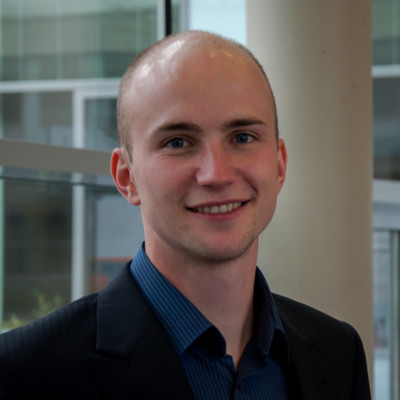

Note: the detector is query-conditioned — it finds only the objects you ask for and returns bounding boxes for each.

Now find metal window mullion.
[56,0,63,79]
[17,0,24,79]
[157,0,166,40]
[70,90,86,301]
[179,0,189,31]
[372,64,400,79]
[0,78,120,94]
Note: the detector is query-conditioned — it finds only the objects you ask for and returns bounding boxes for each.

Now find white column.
[247,0,373,370]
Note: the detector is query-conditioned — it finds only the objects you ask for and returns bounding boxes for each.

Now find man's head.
[117,31,279,158]
[111,30,287,265]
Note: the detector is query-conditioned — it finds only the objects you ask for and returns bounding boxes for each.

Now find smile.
[191,202,244,214]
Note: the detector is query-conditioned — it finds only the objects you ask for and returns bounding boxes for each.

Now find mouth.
[189,201,245,214]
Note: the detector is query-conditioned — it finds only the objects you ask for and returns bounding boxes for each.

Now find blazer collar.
[85,263,196,400]
[85,264,334,399]
[273,294,335,400]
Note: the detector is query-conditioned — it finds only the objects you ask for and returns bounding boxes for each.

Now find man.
[0,31,370,399]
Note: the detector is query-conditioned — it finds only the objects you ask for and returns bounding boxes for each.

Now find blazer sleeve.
[349,324,371,399]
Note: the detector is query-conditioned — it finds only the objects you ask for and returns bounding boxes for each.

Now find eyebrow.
[154,122,202,134]
[154,118,267,135]
[221,118,267,130]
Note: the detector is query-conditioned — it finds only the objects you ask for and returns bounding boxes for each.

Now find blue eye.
[235,133,251,144]
[167,138,186,148]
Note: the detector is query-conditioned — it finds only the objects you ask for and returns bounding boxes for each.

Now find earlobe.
[110,148,141,206]
[277,138,287,191]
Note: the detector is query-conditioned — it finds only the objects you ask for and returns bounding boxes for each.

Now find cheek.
[147,157,194,188]
[248,155,280,190]
[134,159,187,203]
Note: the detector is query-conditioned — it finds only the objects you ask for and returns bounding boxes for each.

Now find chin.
[191,237,257,265]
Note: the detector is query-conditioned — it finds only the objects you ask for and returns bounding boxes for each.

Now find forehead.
[123,38,274,135]
[132,37,271,93]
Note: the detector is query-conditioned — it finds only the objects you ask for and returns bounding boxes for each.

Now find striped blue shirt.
[131,243,289,400]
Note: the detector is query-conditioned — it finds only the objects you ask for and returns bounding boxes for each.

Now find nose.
[195,144,236,187]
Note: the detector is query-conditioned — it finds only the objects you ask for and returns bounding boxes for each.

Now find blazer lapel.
[85,263,195,400]
[273,294,335,400]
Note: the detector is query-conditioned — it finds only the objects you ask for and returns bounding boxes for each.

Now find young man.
[0,31,371,399]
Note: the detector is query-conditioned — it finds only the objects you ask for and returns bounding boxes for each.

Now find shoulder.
[1,292,97,346]
[272,293,368,374]
[0,293,98,371]
[272,292,368,369]
[272,292,359,339]
[0,262,144,397]
[0,293,100,397]
[272,294,371,398]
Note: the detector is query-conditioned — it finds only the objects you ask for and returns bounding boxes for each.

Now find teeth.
[194,202,243,214]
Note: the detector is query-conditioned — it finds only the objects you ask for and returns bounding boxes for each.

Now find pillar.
[247,0,373,371]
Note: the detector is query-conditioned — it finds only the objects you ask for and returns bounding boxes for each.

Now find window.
[372,1,400,398]
[373,183,400,400]
[373,74,400,181]
[0,0,247,332]
[183,0,246,44]
[0,0,181,332]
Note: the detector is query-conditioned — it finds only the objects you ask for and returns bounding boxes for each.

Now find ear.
[276,138,287,192]
[110,148,141,206]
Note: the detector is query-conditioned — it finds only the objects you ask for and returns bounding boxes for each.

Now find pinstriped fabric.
[0,294,99,398]
[133,246,213,353]
[131,244,289,400]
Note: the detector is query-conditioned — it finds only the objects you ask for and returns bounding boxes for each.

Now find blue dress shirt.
[131,243,289,400]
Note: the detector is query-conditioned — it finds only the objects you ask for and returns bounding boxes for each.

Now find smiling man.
[111,31,287,378]
[0,31,370,399]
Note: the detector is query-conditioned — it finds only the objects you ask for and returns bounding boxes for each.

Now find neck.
[146,241,259,368]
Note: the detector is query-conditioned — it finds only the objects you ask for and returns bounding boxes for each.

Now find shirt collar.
[130,243,289,361]
[253,268,290,363]
[131,243,212,354]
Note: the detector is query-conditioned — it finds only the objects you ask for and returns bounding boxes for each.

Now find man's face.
[119,43,286,265]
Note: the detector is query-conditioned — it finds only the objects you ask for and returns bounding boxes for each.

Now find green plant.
[32,289,63,319]
[1,290,64,332]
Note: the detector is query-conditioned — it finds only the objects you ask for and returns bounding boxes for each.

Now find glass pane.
[373,77,400,180]
[87,188,144,293]
[0,175,144,332]
[171,0,183,34]
[373,230,392,400]
[1,92,73,145]
[187,0,246,44]
[372,0,400,65]
[2,179,72,331]
[85,98,119,151]
[0,0,158,81]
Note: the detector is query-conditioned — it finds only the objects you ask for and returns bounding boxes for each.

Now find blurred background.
[0,1,398,398]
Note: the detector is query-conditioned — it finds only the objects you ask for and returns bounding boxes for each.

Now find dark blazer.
[0,263,371,399]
